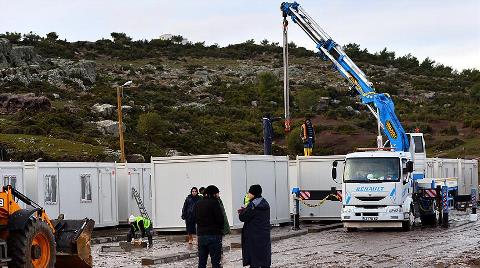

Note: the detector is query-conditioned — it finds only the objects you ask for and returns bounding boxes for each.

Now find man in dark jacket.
[195,185,224,268]
[239,184,271,268]
[262,113,282,155]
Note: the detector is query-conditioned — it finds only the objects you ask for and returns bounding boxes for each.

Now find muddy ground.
[93,210,480,267]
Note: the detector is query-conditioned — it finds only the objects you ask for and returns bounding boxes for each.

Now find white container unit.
[152,154,289,230]
[296,155,345,220]
[425,158,478,198]
[24,162,118,227]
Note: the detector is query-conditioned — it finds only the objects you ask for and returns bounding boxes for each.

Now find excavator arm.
[281,2,409,151]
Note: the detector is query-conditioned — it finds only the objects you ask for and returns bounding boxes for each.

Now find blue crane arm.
[281,2,409,152]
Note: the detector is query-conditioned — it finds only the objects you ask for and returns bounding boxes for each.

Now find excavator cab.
[0,185,94,268]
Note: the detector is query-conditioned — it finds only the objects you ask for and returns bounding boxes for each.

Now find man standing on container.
[238,184,271,268]
[195,185,224,268]
[262,113,282,155]
[300,117,315,156]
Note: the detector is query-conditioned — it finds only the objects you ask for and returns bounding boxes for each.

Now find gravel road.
[94,210,480,267]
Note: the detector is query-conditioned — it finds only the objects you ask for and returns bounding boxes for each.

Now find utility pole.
[117,81,132,163]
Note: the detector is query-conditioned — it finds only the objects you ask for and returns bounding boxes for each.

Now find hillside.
[0,32,479,161]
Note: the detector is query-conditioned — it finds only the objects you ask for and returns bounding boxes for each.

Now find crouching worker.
[128,215,153,248]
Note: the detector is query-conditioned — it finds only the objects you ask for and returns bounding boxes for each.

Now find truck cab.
[333,133,429,231]
[337,151,414,230]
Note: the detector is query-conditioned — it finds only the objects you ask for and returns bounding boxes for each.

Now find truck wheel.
[402,208,414,231]
[420,214,437,226]
[421,200,439,226]
[7,218,56,268]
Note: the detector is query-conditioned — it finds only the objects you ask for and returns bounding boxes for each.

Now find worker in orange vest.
[300,118,315,156]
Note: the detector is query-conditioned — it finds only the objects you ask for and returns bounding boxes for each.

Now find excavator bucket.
[53,218,95,268]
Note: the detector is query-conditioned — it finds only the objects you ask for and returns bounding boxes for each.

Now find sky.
[1,0,479,71]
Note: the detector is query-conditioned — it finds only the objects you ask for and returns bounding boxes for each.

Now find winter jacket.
[239,197,271,267]
[195,197,224,236]
[182,194,200,222]
[262,117,281,140]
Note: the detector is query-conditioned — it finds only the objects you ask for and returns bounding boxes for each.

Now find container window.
[45,175,57,204]
[81,174,92,202]
[3,175,17,189]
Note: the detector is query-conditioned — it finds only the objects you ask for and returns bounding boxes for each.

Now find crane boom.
[281,2,409,152]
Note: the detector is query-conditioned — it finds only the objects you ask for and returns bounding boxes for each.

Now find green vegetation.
[0,134,106,161]
[1,31,479,161]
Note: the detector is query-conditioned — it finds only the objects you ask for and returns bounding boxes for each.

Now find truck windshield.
[343,157,400,183]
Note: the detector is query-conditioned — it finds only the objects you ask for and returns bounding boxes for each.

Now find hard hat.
[128,215,135,223]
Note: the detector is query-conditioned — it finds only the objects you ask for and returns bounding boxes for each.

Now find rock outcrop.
[0,39,96,90]
[0,93,51,114]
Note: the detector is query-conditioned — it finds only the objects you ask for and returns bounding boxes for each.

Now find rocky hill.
[0,32,479,161]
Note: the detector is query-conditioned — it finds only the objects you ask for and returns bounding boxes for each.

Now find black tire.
[7,219,56,268]
[420,214,436,226]
[346,227,357,232]
[402,206,414,231]
[421,200,439,226]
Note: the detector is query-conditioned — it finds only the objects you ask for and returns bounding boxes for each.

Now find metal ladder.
[132,187,150,220]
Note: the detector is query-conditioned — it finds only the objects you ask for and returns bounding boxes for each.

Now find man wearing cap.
[238,184,271,268]
[195,185,225,268]
[127,215,153,248]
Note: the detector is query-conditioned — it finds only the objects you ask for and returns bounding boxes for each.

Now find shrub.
[440,125,458,135]
[335,124,358,134]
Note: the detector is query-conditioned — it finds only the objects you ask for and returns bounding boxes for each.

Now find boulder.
[92,103,115,117]
[95,120,125,136]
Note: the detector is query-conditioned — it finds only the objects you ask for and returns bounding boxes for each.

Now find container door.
[129,170,143,216]
[142,168,152,218]
[99,170,115,226]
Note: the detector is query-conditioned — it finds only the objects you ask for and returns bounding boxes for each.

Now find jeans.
[198,235,222,268]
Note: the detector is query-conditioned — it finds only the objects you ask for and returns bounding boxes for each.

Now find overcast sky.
[1,0,479,70]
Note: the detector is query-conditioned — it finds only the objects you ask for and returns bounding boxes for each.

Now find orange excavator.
[0,185,94,268]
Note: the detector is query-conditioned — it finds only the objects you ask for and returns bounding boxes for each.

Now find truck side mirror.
[406,161,414,173]
[332,167,337,180]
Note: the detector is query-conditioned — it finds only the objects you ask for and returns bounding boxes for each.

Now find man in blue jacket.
[262,114,282,155]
